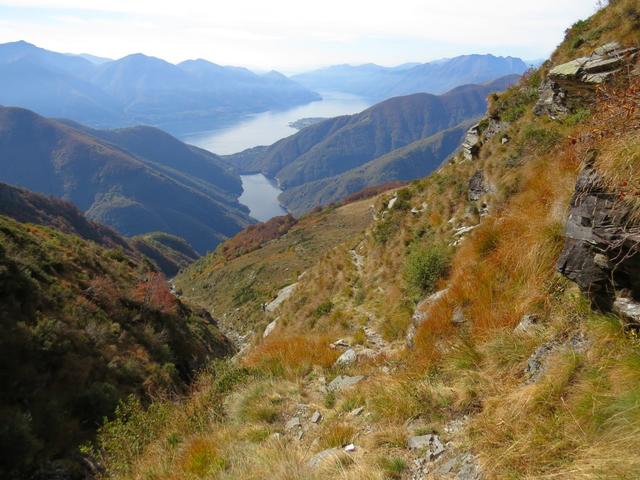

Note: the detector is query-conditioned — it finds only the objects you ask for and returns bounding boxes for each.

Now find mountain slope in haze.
[292,54,528,99]
[228,75,518,213]
[0,41,320,133]
[279,120,474,215]
[0,106,253,253]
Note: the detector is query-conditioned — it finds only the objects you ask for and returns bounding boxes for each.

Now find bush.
[373,215,401,244]
[313,300,334,317]
[404,244,451,298]
[521,125,562,153]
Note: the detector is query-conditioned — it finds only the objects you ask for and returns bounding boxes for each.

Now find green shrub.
[404,244,451,298]
[379,456,408,478]
[489,71,541,122]
[521,125,562,153]
[313,300,334,317]
[87,396,171,476]
[563,108,591,126]
[373,215,401,244]
[232,284,257,306]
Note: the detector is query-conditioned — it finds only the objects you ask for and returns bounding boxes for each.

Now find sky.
[0,0,600,72]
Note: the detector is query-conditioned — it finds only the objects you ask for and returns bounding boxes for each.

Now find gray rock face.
[407,434,445,461]
[327,375,364,391]
[556,156,640,314]
[310,410,322,423]
[535,42,638,118]
[462,124,481,161]
[468,170,488,202]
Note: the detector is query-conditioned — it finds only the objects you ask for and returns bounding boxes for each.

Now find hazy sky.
[0,0,599,72]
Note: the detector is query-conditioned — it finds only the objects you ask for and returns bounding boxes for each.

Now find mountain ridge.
[0,106,253,253]
[0,41,321,133]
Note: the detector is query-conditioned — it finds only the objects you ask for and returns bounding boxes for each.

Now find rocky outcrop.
[462,124,481,161]
[556,154,640,321]
[535,42,638,118]
[468,170,488,201]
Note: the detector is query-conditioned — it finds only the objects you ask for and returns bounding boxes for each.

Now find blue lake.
[181,91,372,221]
[238,174,287,222]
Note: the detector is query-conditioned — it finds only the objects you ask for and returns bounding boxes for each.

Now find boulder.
[556,155,640,314]
[437,452,483,480]
[613,297,640,327]
[310,411,322,423]
[349,406,365,416]
[327,375,364,392]
[266,283,298,312]
[334,348,357,367]
[452,307,466,325]
[263,319,277,338]
[285,416,301,431]
[468,170,488,202]
[514,314,541,335]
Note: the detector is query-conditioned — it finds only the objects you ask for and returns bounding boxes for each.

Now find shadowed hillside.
[0,213,233,479]
[0,106,253,253]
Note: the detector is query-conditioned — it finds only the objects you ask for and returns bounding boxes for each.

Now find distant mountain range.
[0,106,253,253]
[292,55,528,99]
[0,41,320,134]
[227,75,519,214]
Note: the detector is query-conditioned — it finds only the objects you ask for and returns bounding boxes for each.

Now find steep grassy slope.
[174,199,377,338]
[0,106,253,253]
[84,2,640,479]
[0,214,233,480]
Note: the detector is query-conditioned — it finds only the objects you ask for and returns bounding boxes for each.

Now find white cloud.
[0,0,599,69]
